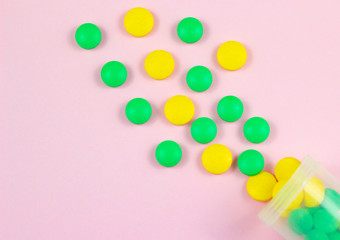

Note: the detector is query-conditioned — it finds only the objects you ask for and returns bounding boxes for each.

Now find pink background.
[1,0,340,239]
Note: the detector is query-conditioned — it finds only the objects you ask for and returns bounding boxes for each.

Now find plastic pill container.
[259,156,340,240]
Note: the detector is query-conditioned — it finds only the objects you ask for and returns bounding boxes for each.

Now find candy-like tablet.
[288,208,314,235]
[155,140,182,167]
[125,98,152,124]
[217,96,244,122]
[321,188,340,210]
[202,144,232,174]
[237,149,264,176]
[75,23,101,49]
[177,17,203,43]
[217,41,247,70]
[314,208,339,233]
[191,117,217,144]
[186,66,212,92]
[304,177,325,208]
[124,7,154,37]
[243,117,270,143]
[273,181,303,210]
[101,61,127,87]
[144,50,175,80]
[246,171,277,202]
[274,157,301,181]
[164,95,194,125]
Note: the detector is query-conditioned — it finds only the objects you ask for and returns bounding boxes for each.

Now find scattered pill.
[186,66,212,92]
[243,117,270,143]
[101,61,127,87]
[246,171,277,202]
[125,98,152,124]
[202,144,232,174]
[217,41,247,71]
[155,140,182,167]
[288,208,314,235]
[274,157,301,181]
[164,95,195,125]
[144,50,175,80]
[191,117,217,144]
[124,7,154,37]
[237,149,264,176]
[75,23,101,49]
[304,177,325,208]
[217,96,244,122]
[177,17,203,43]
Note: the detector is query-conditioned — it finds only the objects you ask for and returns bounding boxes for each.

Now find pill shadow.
[197,19,210,44]
[148,144,163,169]
[118,12,128,36]
[211,45,220,69]
[94,26,108,50]
[170,21,180,43]
[94,63,106,89]
[195,146,212,176]
[206,67,222,93]
[262,151,275,173]
[68,27,77,49]
[241,42,253,71]
[267,120,277,143]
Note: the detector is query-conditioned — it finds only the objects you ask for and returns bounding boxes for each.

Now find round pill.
[101,61,127,87]
[246,171,277,202]
[272,181,303,210]
[125,98,152,124]
[186,66,212,92]
[217,96,244,122]
[144,50,175,80]
[191,117,217,144]
[217,41,247,71]
[288,208,314,235]
[237,149,264,176]
[274,157,301,181]
[202,144,232,174]
[314,208,339,233]
[177,17,203,43]
[75,23,101,49]
[124,7,154,37]
[304,177,325,208]
[164,95,195,125]
[305,229,329,240]
[329,232,340,240]
[322,188,340,210]
[243,117,270,143]
[155,140,182,167]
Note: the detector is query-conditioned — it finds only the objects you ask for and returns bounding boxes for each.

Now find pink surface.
[1,0,340,239]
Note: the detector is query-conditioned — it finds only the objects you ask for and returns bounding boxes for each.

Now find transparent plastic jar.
[259,156,340,240]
